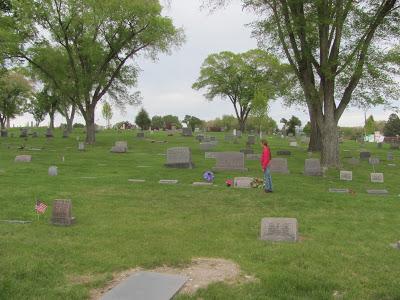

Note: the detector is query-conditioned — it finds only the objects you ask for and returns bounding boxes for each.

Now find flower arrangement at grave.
[225,179,233,187]
[203,171,215,182]
[251,178,264,189]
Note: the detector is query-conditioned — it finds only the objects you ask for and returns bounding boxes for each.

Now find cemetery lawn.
[1,129,400,300]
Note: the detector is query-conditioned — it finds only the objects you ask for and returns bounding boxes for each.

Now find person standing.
[261,139,273,193]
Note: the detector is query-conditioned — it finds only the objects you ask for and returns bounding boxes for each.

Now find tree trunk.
[320,117,340,168]
[49,112,55,129]
[0,117,5,130]
[65,106,76,133]
[6,118,10,129]
[308,106,322,152]
[85,105,96,144]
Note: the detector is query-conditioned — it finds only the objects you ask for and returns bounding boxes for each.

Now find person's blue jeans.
[264,167,273,192]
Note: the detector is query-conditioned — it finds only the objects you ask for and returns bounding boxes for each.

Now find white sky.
[12,0,395,128]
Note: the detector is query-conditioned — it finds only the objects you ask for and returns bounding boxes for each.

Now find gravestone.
[277,150,291,156]
[367,189,388,195]
[304,159,322,176]
[348,157,360,165]
[100,271,187,300]
[32,132,38,138]
[212,152,247,172]
[210,136,216,142]
[182,127,193,137]
[137,132,145,139]
[165,147,194,169]
[246,154,261,160]
[260,218,298,242]
[111,141,128,153]
[370,173,384,183]
[360,151,371,160]
[62,130,69,138]
[390,143,399,150]
[48,166,58,176]
[240,148,254,155]
[369,157,380,165]
[340,171,353,181]
[15,155,32,162]
[196,134,204,142]
[20,128,28,138]
[159,179,178,184]
[247,135,256,145]
[78,142,85,151]
[45,128,54,138]
[51,199,75,226]
[270,158,289,174]
[1,129,8,137]
[329,188,350,193]
[205,152,217,159]
[224,134,234,142]
[192,182,213,186]
[199,142,216,151]
[387,152,394,161]
[289,141,298,147]
[234,177,253,188]
[128,179,146,183]
[236,130,242,137]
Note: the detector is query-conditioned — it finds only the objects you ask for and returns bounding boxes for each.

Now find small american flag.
[35,200,48,214]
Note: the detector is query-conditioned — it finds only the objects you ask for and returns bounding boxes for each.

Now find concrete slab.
[101,271,187,300]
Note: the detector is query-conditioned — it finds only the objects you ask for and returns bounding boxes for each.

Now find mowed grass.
[0,129,400,300]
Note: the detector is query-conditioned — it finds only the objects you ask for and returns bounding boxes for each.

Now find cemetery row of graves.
[0,128,399,299]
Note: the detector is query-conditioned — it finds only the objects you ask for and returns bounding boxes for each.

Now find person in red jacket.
[260,139,273,193]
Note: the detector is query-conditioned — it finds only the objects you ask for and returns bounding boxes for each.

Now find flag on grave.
[35,200,48,214]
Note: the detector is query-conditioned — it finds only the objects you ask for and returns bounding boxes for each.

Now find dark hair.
[261,139,268,146]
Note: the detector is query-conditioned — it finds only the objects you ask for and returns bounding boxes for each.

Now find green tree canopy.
[135,108,151,130]
[384,114,400,136]
[183,115,203,131]
[151,115,164,129]
[102,102,113,129]
[364,115,376,135]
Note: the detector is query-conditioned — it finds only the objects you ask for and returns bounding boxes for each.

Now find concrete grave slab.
[367,189,388,195]
[233,177,253,188]
[192,182,213,186]
[159,180,178,184]
[370,173,384,183]
[329,188,350,193]
[260,218,298,242]
[15,155,32,162]
[101,271,187,300]
[340,171,352,181]
[128,179,146,183]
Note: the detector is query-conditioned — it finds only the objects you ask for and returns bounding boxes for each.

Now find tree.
[183,115,203,131]
[163,115,181,130]
[0,71,31,129]
[384,114,400,136]
[287,116,301,136]
[364,115,376,135]
[151,116,164,129]
[102,102,113,129]
[280,118,288,135]
[303,122,312,137]
[135,108,151,130]
[193,49,290,131]
[28,97,47,127]
[6,0,184,144]
[34,86,60,130]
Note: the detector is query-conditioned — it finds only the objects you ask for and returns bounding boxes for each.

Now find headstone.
[246,154,261,161]
[78,142,85,151]
[210,136,216,142]
[45,128,53,138]
[240,148,254,155]
[182,127,193,137]
[369,157,380,165]
[128,179,146,183]
[236,130,242,137]
[194,127,200,133]
[165,147,194,169]
[387,152,394,161]
[233,177,253,188]
[289,141,298,147]
[196,134,204,142]
[329,188,350,193]
[277,150,291,156]
[348,157,360,165]
[32,132,38,138]
[15,155,32,162]
[137,132,145,139]
[270,158,289,174]
[100,271,187,300]
[205,152,217,159]
[224,134,234,142]
[360,151,371,160]
[367,189,388,195]
[370,173,384,183]
[192,182,213,186]
[51,199,75,226]
[260,218,298,242]
[159,179,178,184]
[62,130,69,138]
[199,142,216,151]
[48,166,58,176]
[304,159,322,176]
[247,135,256,145]
[1,129,8,137]
[340,171,353,181]
[212,152,248,172]
[390,143,399,150]
[111,141,128,153]
[20,128,28,138]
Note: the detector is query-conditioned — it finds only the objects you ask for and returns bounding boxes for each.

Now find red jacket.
[261,146,271,170]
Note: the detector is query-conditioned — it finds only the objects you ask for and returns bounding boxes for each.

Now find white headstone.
[340,171,353,181]
[260,218,298,242]
[233,177,253,188]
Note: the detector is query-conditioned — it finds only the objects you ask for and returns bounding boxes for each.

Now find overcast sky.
[12,0,395,128]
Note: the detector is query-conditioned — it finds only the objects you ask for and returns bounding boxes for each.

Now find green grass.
[1,129,399,300]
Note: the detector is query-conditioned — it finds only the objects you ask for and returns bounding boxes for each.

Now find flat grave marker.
[205,152,217,159]
[260,218,298,242]
[329,188,350,193]
[367,189,388,195]
[360,151,371,160]
[369,157,380,165]
[370,173,384,183]
[192,182,213,186]
[159,180,178,184]
[340,171,353,181]
[128,179,146,183]
[233,177,253,188]
[15,155,32,162]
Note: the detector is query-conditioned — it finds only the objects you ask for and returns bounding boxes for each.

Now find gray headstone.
[210,136,217,142]
[246,154,261,161]
[260,218,298,242]
[111,141,128,153]
[19,128,28,138]
[247,135,256,145]
[45,128,53,138]
[212,152,247,172]
[48,166,58,176]
[236,130,242,137]
[360,151,371,160]
[277,150,291,156]
[387,152,394,161]
[196,134,204,142]
[159,180,178,184]
[240,148,254,155]
[182,128,193,137]
[78,142,85,151]
[205,152,217,159]
[51,199,75,226]
[62,130,69,138]
[1,129,8,137]
[329,188,349,193]
[367,189,388,195]
[233,177,253,188]
[199,142,216,151]
[270,158,289,174]
[390,143,399,150]
[165,147,194,169]
[224,134,234,142]
[137,132,145,139]
[304,159,322,176]
[370,173,384,183]
[101,271,187,300]
[32,132,38,138]
[369,157,380,165]
[348,157,360,165]
[340,171,352,181]
[15,155,32,162]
